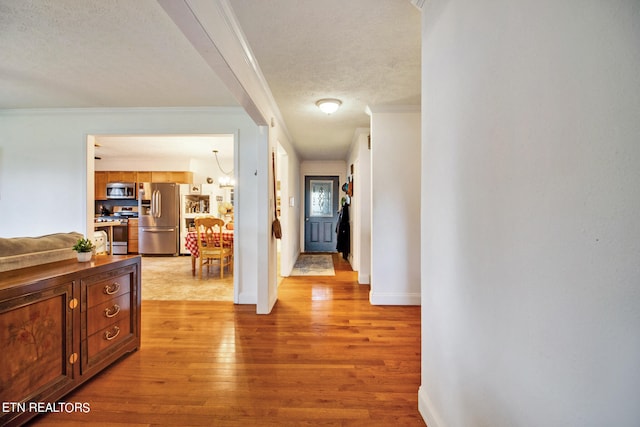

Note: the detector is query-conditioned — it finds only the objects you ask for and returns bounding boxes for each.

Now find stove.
[96,216,128,224]
[113,206,138,219]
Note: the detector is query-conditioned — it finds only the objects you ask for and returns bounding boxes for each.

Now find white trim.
[256,126,274,314]
[236,291,257,305]
[85,136,95,239]
[418,386,445,427]
[367,104,421,114]
[0,106,246,116]
[369,291,421,306]
[232,130,240,304]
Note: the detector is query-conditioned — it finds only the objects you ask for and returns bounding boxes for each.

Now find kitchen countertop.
[94,220,124,226]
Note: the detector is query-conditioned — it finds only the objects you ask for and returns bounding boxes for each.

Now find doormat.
[290,254,335,276]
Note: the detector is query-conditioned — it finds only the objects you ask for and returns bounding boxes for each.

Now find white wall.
[346,128,371,284]
[263,123,300,312]
[0,107,262,306]
[370,107,421,305]
[276,144,300,277]
[419,1,640,426]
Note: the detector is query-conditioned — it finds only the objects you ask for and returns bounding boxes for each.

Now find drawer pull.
[104,304,121,318]
[104,282,121,295]
[104,326,121,341]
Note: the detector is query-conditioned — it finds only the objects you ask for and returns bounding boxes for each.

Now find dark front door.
[304,176,339,252]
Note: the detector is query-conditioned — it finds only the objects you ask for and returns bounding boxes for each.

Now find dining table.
[184,230,234,276]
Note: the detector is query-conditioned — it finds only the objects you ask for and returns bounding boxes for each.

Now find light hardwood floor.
[31,254,424,426]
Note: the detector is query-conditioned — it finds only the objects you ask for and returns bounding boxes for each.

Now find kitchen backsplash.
[95,200,137,216]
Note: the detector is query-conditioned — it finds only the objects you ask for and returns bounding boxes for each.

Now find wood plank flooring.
[30,254,424,426]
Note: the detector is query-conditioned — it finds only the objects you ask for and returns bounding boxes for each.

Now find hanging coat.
[336,204,350,260]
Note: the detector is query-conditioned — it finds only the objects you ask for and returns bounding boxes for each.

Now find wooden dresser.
[0,255,141,426]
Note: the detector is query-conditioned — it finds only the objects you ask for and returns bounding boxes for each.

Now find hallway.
[33,254,423,426]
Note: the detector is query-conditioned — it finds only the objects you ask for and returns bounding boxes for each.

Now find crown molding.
[366,104,421,115]
[0,106,246,116]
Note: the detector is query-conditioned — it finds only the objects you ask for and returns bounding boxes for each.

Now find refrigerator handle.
[153,190,159,217]
[157,190,162,217]
[150,190,156,217]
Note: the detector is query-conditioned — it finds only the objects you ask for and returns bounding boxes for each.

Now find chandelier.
[213,150,235,188]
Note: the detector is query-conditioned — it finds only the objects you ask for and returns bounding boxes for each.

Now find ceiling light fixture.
[316,98,342,114]
[213,150,235,188]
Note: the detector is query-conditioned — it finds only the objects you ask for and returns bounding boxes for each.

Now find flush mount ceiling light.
[316,98,342,114]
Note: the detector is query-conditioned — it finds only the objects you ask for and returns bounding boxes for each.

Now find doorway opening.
[304,175,340,252]
[87,133,237,302]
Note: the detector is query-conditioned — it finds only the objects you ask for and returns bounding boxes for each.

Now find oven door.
[110,224,128,254]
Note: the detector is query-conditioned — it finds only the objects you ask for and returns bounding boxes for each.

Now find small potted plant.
[72,237,95,262]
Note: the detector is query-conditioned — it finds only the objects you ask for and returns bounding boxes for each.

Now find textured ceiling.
[231,0,421,159]
[0,0,237,108]
[0,0,421,161]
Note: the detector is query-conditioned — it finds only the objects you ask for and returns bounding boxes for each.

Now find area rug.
[290,254,335,276]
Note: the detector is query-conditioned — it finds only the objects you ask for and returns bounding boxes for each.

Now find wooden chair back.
[194,217,233,278]
[195,217,224,252]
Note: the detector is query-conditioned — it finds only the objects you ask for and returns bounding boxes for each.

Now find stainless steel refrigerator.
[138,182,180,255]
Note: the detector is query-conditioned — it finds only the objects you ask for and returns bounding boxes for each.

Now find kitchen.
[93,135,236,288]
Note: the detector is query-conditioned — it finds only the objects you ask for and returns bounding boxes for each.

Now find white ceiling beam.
[157,0,267,125]
[409,0,426,11]
[157,0,292,147]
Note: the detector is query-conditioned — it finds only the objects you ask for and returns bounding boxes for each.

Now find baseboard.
[418,386,445,427]
[358,272,370,284]
[369,291,421,305]
[236,291,256,305]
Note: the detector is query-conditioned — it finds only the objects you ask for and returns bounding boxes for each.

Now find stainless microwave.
[106,182,136,199]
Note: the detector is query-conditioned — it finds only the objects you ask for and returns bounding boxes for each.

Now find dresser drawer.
[87,292,131,336]
[86,273,131,308]
[87,317,132,357]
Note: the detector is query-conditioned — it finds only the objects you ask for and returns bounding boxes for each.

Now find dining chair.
[194,217,233,278]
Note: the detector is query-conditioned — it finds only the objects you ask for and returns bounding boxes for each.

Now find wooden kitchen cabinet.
[95,171,193,202]
[151,171,193,184]
[95,171,108,200]
[107,171,137,182]
[136,171,152,183]
[0,256,141,426]
[127,218,138,254]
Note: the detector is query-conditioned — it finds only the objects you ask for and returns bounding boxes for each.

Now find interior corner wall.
[276,145,301,278]
[370,108,421,305]
[419,1,640,426]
